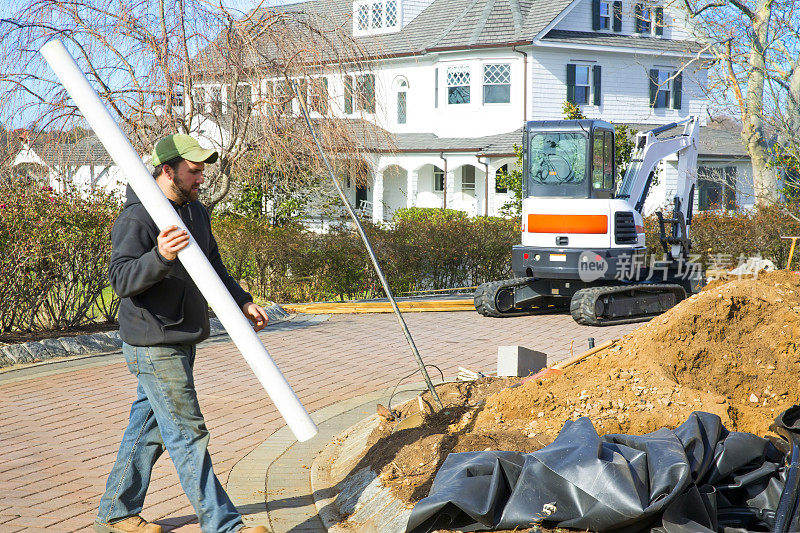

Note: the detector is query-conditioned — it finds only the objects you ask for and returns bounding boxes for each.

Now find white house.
[12,136,126,196]
[189,0,753,222]
[14,0,752,219]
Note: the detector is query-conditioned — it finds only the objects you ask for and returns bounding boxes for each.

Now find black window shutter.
[592,0,601,30]
[613,1,622,32]
[593,65,602,106]
[649,69,658,107]
[635,3,643,33]
[344,75,353,114]
[672,71,683,109]
[566,64,576,104]
[655,7,664,35]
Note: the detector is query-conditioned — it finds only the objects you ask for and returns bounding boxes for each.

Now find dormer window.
[598,1,610,30]
[354,0,399,35]
[635,3,665,36]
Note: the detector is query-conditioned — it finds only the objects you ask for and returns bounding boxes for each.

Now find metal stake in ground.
[290,80,443,410]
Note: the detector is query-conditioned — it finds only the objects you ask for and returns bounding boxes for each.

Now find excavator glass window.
[527,133,587,198]
[592,130,615,192]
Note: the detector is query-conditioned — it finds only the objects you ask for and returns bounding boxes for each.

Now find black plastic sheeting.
[406,412,793,533]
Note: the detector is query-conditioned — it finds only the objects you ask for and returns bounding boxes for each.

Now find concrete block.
[497,346,547,377]
[209,317,226,337]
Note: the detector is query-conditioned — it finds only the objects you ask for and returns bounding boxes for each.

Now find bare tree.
[0,0,390,213]
[679,0,800,206]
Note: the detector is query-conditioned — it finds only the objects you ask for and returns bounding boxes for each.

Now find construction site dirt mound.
[355,270,800,509]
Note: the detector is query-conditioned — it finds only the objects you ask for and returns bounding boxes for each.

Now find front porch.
[360,154,518,222]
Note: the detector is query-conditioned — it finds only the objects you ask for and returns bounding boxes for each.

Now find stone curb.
[310,396,421,532]
[226,383,428,531]
[0,303,291,369]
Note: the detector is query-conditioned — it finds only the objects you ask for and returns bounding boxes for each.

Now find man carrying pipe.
[95,134,270,533]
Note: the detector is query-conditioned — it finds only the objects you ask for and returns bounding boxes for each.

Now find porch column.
[372,169,384,222]
[407,168,419,208]
[487,163,497,216]
[445,168,456,209]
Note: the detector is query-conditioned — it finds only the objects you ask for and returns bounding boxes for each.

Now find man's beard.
[171,181,196,204]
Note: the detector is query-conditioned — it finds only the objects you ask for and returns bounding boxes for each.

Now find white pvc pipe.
[41,39,317,442]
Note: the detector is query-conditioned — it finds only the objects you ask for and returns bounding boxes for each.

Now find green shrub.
[644,205,800,269]
[0,184,120,332]
[212,209,519,302]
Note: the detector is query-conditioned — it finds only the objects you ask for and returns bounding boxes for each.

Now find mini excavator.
[475,116,704,325]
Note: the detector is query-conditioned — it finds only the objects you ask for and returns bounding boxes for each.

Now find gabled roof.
[23,136,114,167]
[243,0,575,62]
[194,0,705,75]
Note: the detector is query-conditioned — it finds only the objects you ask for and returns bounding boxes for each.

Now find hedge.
[214,205,800,304]
[0,184,120,332]
[212,208,520,302]
[5,189,800,334]
[644,205,800,269]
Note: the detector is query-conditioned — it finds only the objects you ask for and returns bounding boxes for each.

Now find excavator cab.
[524,120,616,200]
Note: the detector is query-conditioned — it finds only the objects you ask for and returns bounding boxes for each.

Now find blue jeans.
[97,343,244,532]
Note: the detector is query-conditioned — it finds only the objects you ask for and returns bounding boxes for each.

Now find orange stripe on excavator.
[527,214,608,234]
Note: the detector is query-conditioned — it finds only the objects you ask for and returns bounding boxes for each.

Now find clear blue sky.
[0,0,297,19]
[0,0,302,129]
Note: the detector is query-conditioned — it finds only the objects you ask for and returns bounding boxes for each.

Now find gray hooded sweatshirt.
[109,185,252,346]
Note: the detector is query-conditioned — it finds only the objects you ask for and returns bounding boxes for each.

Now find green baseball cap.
[152,134,218,166]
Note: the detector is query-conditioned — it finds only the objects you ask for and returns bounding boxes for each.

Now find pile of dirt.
[354,270,800,508]
[480,270,800,438]
[354,379,551,503]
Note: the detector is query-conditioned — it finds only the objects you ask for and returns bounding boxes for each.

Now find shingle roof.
[192,0,706,77]
[695,127,748,158]
[542,30,706,54]
[624,123,748,158]
[390,129,522,154]
[241,0,573,63]
[347,121,747,159]
[30,136,114,167]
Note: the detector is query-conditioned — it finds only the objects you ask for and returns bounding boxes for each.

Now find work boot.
[93,515,162,533]
[239,527,268,533]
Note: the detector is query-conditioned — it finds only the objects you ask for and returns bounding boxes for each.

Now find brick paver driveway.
[0,311,640,532]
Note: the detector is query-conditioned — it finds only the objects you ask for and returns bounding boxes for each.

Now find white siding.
[644,158,754,215]
[319,51,526,138]
[529,47,707,123]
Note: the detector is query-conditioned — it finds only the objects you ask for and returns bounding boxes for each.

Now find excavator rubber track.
[474,278,567,318]
[570,283,687,326]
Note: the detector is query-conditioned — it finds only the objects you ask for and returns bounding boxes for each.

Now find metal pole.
[290,81,443,409]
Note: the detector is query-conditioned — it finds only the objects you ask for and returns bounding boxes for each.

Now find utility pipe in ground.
[41,39,317,442]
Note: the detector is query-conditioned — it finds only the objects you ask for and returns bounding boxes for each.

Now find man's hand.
[242,302,270,332]
[157,225,190,261]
